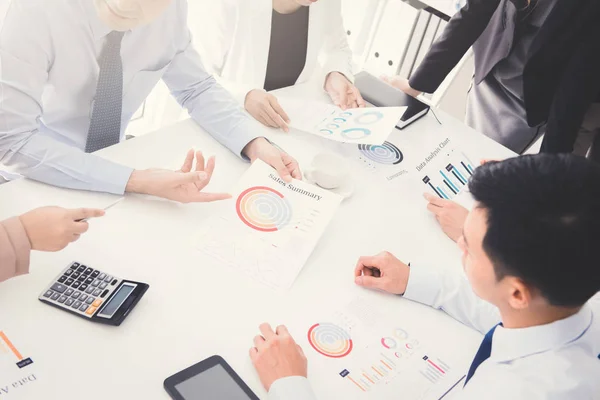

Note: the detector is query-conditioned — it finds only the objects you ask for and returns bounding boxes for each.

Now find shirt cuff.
[268,376,316,400]
[227,120,263,161]
[403,264,443,308]
[90,159,135,195]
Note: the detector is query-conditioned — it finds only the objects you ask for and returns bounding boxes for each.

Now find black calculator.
[38,262,149,326]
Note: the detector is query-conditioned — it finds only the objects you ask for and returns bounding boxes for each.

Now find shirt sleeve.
[321,0,355,84]
[0,217,31,283]
[403,264,501,334]
[0,2,134,195]
[162,0,264,158]
[268,377,318,400]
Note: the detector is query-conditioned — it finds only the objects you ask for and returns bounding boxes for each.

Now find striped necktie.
[85,31,125,153]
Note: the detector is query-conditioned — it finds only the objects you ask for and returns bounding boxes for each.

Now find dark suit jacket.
[409,0,600,153]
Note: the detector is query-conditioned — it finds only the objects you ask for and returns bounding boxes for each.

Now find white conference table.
[0,82,514,399]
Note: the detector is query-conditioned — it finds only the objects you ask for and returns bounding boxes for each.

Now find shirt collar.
[83,0,113,40]
[491,304,593,362]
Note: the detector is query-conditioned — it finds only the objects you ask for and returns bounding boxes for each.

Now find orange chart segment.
[0,331,23,360]
[236,186,292,232]
[308,323,353,358]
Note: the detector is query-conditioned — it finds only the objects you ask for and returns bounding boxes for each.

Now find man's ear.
[506,277,534,310]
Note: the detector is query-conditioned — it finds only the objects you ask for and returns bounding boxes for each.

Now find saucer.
[304,173,355,199]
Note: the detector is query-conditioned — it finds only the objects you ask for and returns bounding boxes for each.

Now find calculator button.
[66,278,74,286]
[58,276,67,283]
[77,275,86,282]
[72,271,80,279]
[51,293,61,301]
[85,268,94,275]
[86,297,94,305]
[71,292,81,299]
[79,304,88,312]
[43,290,53,298]
[79,284,88,291]
[85,287,94,294]
[98,273,106,280]
[64,269,73,276]
[85,306,97,316]
[92,279,100,287]
[71,281,81,289]
[50,283,67,293]
[85,278,94,285]
[58,295,67,304]
[101,290,109,298]
[92,299,102,308]
[93,289,102,297]
[79,294,88,302]
[65,298,74,306]
[65,289,74,296]
[104,275,112,283]
[99,282,108,290]
[111,279,117,286]
[70,262,80,269]
[77,266,86,272]
[72,301,82,309]
[91,270,100,278]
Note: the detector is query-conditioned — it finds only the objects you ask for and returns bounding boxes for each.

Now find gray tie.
[86,31,125,153]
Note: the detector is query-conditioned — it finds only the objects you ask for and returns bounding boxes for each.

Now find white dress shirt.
[269,266,600,399]
[194,0,354,103]
[0,0,261,194]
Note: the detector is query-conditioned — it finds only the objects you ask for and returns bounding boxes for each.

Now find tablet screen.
[174,364,253,400]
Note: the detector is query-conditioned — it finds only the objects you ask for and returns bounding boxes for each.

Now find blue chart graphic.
[354,111,384,125]
[358,142,403,165]
[423,156,474,199]
[342,128,371,140]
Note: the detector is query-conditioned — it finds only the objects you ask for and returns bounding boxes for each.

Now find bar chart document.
[194,160,342,290]
[0,329,39,398]
[299,298,469,400]
[278,97,406,145]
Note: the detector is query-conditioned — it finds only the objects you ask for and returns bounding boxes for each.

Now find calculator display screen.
[174,364,252,400]
[98,283,136,318]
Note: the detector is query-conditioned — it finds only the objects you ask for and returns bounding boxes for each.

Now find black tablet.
[164,355,259,400]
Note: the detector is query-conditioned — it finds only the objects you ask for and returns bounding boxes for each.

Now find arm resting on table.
[0,217,31,283]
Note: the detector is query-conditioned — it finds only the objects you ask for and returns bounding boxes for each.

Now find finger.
[275,325,289,336]
[427,203,443,215]
[256,114,273,128]
[270,154,293,183]
[281,153,302,180]
[195,156,216,191]
[260,110,280,128]
[423,192,448,207]
[179,149,195,173]
[195,150,206,173]
[264,104,289,132]
[69,208,105,221]
[270,97,291,124]
[249,347,259,362]
[355,274,386,290]
[354,88,367,108]
[354,256,380,277]
[177,171,208,185]
[260,323,276,340]
[336,91,349,110]
[71,233,81,242]
[71,221,90,234]
[253,335,266,350]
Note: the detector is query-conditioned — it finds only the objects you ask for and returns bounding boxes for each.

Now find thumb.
[176,171,208,185]
[69,208,105,221]
[355,275,386,291]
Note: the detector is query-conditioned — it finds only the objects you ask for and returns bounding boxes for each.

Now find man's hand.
[354,251,410,294]
[19,207,105,251]
[325,71,366,110]
[381,75,422,98]
[424,193,469,242]
[126,149,231,203]
[243,138,301,182]
[245,90,291,132]
[250,323,308,392]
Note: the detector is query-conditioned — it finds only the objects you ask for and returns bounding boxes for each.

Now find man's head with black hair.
[459,154,600,322]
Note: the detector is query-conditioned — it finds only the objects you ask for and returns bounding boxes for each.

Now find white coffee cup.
[304,152,350,190]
